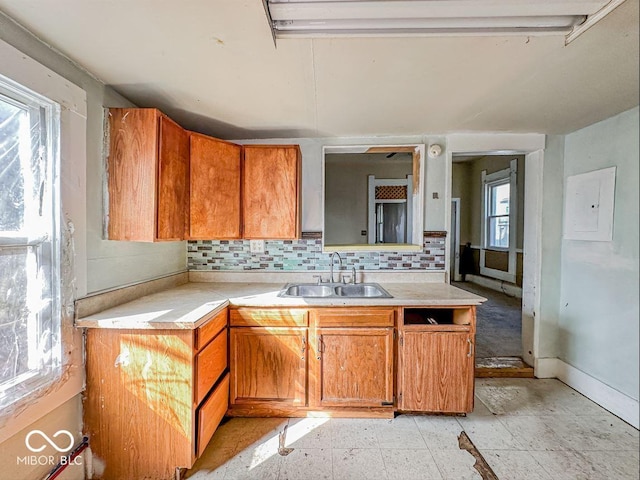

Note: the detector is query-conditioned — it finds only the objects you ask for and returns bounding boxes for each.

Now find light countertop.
[76,282,486,329]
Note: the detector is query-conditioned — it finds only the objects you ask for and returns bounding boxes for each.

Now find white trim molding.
[534,358,639,429]
[0,38,87,443]
[534,357,559,378]
[466,274,522,298]
[450,198,461,282]
[479,159,518,284]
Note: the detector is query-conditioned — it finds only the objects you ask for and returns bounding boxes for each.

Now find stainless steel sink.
[334,284,392,298]
[282,284,334,297]
[278,283,392,298]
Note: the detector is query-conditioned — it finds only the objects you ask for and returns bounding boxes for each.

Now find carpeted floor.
[452,281,522,358]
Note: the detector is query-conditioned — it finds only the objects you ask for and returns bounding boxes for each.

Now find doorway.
[450,152,532,377]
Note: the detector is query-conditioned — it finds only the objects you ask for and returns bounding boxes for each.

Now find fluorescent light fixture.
[265,0,618,38]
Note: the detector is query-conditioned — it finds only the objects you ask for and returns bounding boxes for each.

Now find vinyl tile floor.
[186,379,639,480]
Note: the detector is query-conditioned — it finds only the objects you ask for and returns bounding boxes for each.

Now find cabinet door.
[313,327,394,408]
[243,145,301,239]
[190,134,242,239]
[107,108,159,241]
[399,331,474,413]
[230,327,307,407]
[157,115,189,240]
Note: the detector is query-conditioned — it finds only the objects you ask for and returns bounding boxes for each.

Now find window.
[486,180,510,248]
[0,75,61,410]
[479,159,518,284]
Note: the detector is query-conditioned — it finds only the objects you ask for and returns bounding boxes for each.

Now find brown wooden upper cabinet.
[242,145,302,239]
[190,133,242,239]
[107,108,189,242]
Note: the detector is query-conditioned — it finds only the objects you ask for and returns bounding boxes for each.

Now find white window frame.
[480,158,518,283]
[0,76,62,409]
[0,39,87,443]
[485,177,510,250]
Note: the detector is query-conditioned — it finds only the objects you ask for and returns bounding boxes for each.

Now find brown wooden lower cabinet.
[83,307,229,480]
[313,327,394,408]
[226,305,475,418]
[228,307,396,416]
[398,306,476,413]
[230,326,308,407]
[398,330,474,413]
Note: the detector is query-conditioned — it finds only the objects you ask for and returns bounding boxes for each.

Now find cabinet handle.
[467,338,474,357]
[301,336,306,359]
[316,335,323,360]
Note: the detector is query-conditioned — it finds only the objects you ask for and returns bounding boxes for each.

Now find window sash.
[0,74,61,410]
[484,177,511,249]
[487,214,510,248]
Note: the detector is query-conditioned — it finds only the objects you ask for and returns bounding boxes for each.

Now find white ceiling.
[0,0,638,139]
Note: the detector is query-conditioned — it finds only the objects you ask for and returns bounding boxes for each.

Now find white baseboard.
[535,358,638,429]
[534,357,558,378]
[466,274,523,298]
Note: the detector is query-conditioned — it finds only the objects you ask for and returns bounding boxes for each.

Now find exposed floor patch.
[458,431,499,480]
[278,422,294,456]
[475,356,534,378]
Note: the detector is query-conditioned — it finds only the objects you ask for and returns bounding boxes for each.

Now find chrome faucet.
[329,252,342,283]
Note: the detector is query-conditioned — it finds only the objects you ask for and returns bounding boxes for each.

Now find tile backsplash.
[188,233,446,272]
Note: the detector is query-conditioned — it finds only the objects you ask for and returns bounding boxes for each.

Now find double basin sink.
[278,282,392,298]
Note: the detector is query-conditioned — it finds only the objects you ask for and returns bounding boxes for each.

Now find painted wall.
[0,13,186,298]
[0,11,185,477]
[235,136,449,233]
[537,135,565,361]
[325,153,412,244]
[558,106,639,401]
[451,162,472,243]
[1,396,84,480]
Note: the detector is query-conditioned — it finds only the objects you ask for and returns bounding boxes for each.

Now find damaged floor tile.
[186,379,639,479]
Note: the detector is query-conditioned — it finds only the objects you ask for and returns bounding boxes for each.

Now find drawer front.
[196,329,227,405]
[197,373,229,458]
[314,308,395,327]
[196,308,228,350]
[230,308,308,327]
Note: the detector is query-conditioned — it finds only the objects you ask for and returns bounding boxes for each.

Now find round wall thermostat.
[428,144,443,158]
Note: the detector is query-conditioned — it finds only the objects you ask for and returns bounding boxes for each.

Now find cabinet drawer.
[196,329,227,405]
[197,373,229,457]
[314,308,394,327]
[230,308,308,327]
[196,308,227,350]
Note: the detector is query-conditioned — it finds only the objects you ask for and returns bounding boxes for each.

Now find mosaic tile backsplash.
[188,234,446,271]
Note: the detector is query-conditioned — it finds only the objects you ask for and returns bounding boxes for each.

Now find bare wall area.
[559,106,639,401]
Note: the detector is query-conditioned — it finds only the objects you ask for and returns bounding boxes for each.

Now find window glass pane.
[490,182,510,216]
[0,98,27,232]
[0,247,31,387]
[489,216,509,248]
